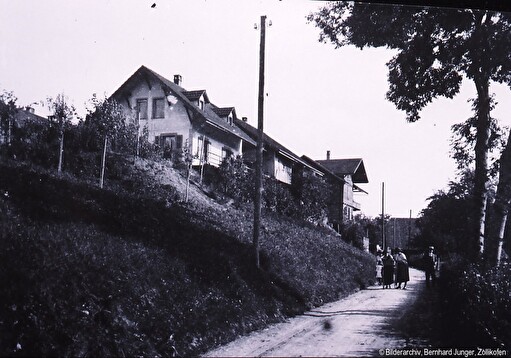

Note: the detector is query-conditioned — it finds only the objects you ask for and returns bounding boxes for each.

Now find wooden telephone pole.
[253,15,267,269]
[381,182,385,250]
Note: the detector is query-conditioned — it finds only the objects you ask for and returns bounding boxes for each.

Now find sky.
[1,0,511,218]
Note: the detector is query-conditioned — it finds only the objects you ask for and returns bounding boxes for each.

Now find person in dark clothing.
[382,249,395,289]
[424,246,439,287]
[394,248,410,289]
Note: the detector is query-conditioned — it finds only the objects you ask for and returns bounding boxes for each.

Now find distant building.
[316,153,368,225]
[1,107,47,145]
[386,217,419,250]
[301,152,369,231]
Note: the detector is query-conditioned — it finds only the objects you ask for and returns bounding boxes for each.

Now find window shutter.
[176,135,183,149]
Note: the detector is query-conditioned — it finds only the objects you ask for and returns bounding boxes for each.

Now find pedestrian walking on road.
[382,248,395,289]
[375,251,383,285]
[423,246,439,288]
[394,248,409,289]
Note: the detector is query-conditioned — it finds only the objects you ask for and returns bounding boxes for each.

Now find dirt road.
[205,268,426,357]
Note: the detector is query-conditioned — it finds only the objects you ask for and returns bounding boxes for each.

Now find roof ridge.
[111,65,255,145]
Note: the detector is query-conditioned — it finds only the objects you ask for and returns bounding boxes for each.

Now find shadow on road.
[304,309,396,318]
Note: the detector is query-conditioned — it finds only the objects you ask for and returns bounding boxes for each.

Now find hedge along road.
[205,268,427,357]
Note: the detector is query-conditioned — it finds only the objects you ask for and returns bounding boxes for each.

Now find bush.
[291,171,330,224]
[340,221,366,250]
[201,156,253,204]
[8,121,59,169]
[439,258,511,349]
[263,177,299,216]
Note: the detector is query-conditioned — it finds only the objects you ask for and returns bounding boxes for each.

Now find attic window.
[227,114,233,126]
[199,99,204,110]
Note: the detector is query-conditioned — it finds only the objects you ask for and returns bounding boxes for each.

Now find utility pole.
[381,182,385,251]
[408,209,412,247]
[253,15,267,269]
[135,111,140,157]
[393,218,396,248]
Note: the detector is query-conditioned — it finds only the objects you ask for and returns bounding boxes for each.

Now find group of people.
[375,246,440,289]
[375,247,410,289]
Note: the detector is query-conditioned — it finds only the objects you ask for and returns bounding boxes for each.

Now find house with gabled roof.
[111,65,255,166]
[109,66,370,224]
[234,118,321,185]
[1,107,47,145]
[301,155,346,230]
[316,153,368,223]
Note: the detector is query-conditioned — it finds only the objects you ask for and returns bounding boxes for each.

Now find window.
[159,134,183,159]
[222,147,233,159]
[343,205,353,221]
[152,98,165,119]
[199,99,204,110]
[196,136,203,158]
[203,139,209,163]
[136,99,148,120]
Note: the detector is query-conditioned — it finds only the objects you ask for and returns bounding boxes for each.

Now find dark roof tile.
[182,90,206,102]
[316,158,368,183]
[212,107,235,118]
[14,108,47,125]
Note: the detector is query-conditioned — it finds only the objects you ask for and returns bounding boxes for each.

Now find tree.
[308,3,511,259]
[218,155,253,204]
[492,130,511,266]
[350,214,386,253]
[47,94,75,174]
[415,188,474,256]
[85,95,131,188]
[0,90,17,152]
[291,170,330,223]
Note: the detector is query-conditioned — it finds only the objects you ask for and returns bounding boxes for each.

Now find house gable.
[316,158,369,184]
[182,90,209,110]
[312,156,369,226]
[110,65,255,166]
[212,106,236,126]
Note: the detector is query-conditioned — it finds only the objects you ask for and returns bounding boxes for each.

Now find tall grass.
[0,159,374,356]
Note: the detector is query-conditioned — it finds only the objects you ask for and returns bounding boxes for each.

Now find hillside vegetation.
[0,157,374,357]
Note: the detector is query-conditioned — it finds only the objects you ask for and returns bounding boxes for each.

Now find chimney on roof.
[174,74,182,86]
[327,150,331,160]
[242,117,248,122]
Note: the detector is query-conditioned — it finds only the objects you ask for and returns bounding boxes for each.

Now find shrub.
[439,258,511,349]
[8,121,59,169]
[340,221,366,250]
[291,171,330,223]
[138,125,162,160]
[218,156,254,203]
[263,177,299,216]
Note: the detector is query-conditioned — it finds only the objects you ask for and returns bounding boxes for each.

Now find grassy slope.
[0,158,374,357]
